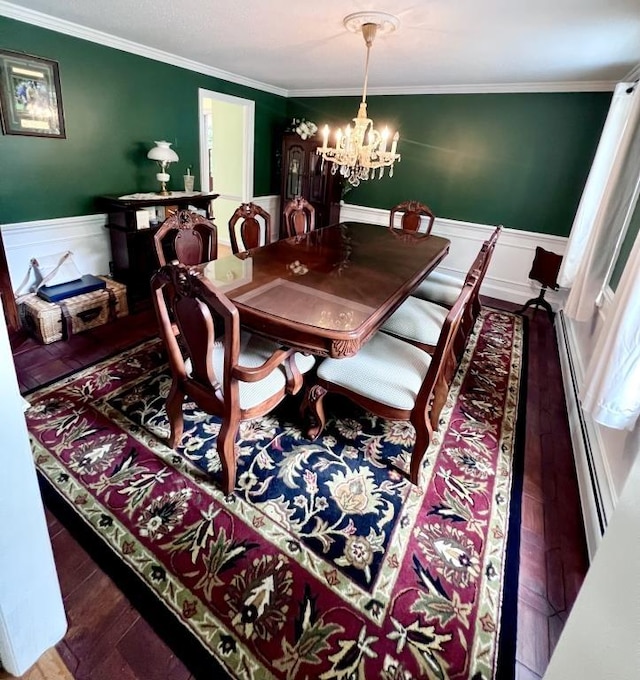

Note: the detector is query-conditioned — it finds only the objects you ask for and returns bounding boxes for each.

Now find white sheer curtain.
[558,84,637,288]
[561,83,640,321]
[581,229,640,430]
[558,78,640,430]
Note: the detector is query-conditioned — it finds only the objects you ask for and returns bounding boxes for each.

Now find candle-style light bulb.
[322,124,329,150]
[391,131,399,155]
[381,127,389,153]
[336,128,343,147]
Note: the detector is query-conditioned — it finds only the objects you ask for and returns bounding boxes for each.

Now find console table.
[98,193,219,307]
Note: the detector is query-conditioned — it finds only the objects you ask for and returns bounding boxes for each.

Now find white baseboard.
[555,310,614,559]
[1,215,111,293]
[339,202,568,307]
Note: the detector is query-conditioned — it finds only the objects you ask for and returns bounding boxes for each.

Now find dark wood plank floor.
[11,298,589,680]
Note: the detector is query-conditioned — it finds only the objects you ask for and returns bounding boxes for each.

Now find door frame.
[197,88,254,202]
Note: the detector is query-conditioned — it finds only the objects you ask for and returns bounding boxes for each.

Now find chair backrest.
[151,262,238,416]
[228,202,271,254]
[153,210,218,267]
[282,196,316,237]
[470,225,502,314]
[389,201,435,234]
[416,282,474,428]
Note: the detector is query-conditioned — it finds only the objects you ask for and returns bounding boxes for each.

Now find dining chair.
[153,210,218,267]
[151,262,315,495]
[228,202,271,254]
[380,249,484,356]
[414,225,502,308]
[409,225,502,350]
[304,283,474,486]
[389,200,436,234]
[282,196,316,237]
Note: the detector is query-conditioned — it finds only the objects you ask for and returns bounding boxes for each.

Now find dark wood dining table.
[196,222,450,358]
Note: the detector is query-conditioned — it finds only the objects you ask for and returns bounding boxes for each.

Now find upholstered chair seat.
[185,334,315,410]
[413,270,465,307]
[316,331,433,410]
[380,296,448,349]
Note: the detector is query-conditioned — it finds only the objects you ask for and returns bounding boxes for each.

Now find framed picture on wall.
[0,49,66,138]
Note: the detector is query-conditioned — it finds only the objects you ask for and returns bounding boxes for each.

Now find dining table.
[195,222,450,358]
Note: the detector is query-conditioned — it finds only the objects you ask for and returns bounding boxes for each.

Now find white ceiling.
[2,0,640,95]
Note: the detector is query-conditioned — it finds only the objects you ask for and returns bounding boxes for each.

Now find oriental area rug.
[26,308,525,680]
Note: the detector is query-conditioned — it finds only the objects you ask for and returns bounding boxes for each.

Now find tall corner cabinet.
[280,132,343,237]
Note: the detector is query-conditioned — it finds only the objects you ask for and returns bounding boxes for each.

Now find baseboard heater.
[555,310,610,559]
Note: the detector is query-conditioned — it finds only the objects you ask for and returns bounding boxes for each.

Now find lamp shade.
[147,140,179,163]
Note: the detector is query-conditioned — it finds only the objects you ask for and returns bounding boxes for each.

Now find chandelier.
[317,12,401,187]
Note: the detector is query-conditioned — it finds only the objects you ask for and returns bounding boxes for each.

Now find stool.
[518,247,563,322]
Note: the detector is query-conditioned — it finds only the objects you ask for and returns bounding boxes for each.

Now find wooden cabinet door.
[280,133,342,236]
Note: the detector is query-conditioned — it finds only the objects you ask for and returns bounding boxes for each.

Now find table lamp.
[147,140,179,196]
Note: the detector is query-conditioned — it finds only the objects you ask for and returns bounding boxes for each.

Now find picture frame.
[0,49,66,138]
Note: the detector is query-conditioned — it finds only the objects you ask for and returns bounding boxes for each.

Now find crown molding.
[0,1,618,98]
[0,1,288,98]
[289,80,616,97]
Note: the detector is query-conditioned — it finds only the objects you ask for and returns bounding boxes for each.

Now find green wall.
[289,92,611,236]
[0,16,612,237]
[0,16,288,222]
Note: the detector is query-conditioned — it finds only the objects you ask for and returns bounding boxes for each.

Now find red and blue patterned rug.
[27,308,525,679]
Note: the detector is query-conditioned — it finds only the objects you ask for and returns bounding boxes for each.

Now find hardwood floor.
[10,298,589,680]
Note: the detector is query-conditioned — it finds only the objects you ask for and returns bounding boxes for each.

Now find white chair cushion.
[381,296,448,347]
[187,332,315,410]
[413,270,463,306]
[317,331,432,410]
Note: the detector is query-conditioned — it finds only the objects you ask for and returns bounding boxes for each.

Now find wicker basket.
[21,276,128,344]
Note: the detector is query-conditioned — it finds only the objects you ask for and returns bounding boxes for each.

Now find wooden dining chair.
[389,200,436,234]
[151,262,315,495]
[153,210,218,267]
[304,283,473,486]
[411,225,502,348]
[282,196,316,237]
[228,202,271,254]
[380,248,484,357]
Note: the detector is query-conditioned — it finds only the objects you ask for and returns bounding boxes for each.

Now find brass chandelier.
[317,12,401,187]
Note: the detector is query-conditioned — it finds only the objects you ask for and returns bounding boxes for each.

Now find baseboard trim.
[555,310,613,559]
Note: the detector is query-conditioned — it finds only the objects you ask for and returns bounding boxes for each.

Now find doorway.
[198,89,254,245]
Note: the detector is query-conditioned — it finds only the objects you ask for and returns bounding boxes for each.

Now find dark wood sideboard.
[98,193,219,307]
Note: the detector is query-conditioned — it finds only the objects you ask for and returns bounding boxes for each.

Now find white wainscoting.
[2,199,564,307]
[1,214,110,294]
[340,203,568,306]
[1,197,283,292]
[250,195,280,244]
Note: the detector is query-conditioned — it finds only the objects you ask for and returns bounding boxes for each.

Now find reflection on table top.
[197,222,450,357]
